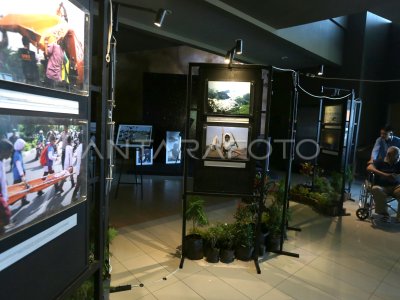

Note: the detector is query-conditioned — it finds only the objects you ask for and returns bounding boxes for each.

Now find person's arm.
[48,147,57,161]
[371,138,381,160]
[367,162,392,179]
[15,160,25,180]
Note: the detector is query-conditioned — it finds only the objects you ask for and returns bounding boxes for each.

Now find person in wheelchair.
[367,146,400,222]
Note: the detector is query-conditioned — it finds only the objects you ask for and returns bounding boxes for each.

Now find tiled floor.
[109,175,400,300]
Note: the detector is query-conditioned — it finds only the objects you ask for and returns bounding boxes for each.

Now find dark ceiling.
[112,0,400,68]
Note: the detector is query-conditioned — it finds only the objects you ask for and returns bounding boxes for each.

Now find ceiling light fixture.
[317,64,324,76]
[225,39,243,66]
[114,2,171,28]
[154,9,172,27]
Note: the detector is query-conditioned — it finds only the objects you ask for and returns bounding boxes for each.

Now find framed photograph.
[206,81,252,115]
[0,114,87,240]
[135,148,153,166]
[203,125,250,161]
[116,124,152,147]
[166,131,181,164]
[0,0,90,95]
[320,128,341,152]
[324,104,343,124]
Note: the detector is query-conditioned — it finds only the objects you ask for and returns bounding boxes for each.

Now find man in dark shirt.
[367,146,400,222]
[18,36,39,84]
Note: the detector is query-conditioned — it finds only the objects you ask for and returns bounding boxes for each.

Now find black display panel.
[0,202,87,300]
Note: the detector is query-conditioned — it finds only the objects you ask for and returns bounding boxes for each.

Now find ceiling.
[112,0,400,69]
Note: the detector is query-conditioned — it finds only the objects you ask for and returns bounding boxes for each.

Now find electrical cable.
[105,0,113,63]
[297,84,352,100]
[272,66,296,73]
[302,73,400,83]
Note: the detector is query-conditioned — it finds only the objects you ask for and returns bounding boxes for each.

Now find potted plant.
[218,223,235,263]
[234,222,254,261]
[184,195,208,260]
[203,224,223,263]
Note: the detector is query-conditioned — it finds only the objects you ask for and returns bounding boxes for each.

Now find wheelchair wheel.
[356,208,369,220]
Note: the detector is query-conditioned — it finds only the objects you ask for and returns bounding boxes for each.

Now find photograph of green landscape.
[206,81,251,115]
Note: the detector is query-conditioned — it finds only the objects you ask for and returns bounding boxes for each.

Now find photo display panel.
[0,114,88,241]
[0,0,90,95]
[206,81,252,115]
[136,147,153,166]
[116,124,152,147]
[166,131,181,164]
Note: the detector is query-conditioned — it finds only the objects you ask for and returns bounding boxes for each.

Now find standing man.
[371,125,400,161]
[18,36,39,84]
[58,125,69,168]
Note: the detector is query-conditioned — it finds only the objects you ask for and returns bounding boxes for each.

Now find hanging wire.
[297,84,352,100]
[105,0,113,63]
[304,74,400,83]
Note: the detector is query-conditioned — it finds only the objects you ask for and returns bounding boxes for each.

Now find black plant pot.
[266,234,281,252]
[184,234,204,260]
[235,246,254,261]
[258,244,266,257]
[206,247,220,263]
[220,249,235,263]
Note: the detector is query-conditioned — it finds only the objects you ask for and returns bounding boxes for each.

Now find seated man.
[367,146,400,222]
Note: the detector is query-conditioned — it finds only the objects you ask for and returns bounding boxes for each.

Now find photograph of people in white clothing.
[0,114,86,239]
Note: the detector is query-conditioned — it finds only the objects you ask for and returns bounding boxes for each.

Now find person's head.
[39,130,43,134]
[49,134,56,144]
[67,135,72,145]
[14,138,26,151]
[0,139,13,160]
[380,125,393,141]
[64,125,68,132]
[21,36,30,48]
[386,146,400,165]
[12,128,17,136]
[224,134,230,142]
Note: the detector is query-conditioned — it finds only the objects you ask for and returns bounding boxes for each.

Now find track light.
[224,39,243,66]
[154,9,169,27]
[235,39,243,55]
[317,65,324,76]
[224,50,232,64]
[113,2,171,28]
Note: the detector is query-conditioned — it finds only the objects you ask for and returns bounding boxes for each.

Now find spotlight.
[317,65,324,76]
[154,9,170,27]
[235,39,243,55]
[224,50,232,64]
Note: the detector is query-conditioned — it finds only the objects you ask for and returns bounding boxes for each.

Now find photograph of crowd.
[0,115,87,239]
[116,124,152,147]
[0,0,88,94]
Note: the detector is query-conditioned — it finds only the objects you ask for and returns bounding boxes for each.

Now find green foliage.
[186,196,208,232]
[203,224,224,248]
[233,203,255,225]
[218,223,235,250]
[313,176,334,194]
[234,223,254,248]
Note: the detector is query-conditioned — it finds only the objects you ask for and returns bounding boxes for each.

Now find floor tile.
[182,269,250,300]
[257,288,294,300]
[152,280,204,300]
[373,281,400,300]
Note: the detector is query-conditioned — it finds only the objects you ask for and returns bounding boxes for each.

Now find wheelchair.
[356,173,399,221]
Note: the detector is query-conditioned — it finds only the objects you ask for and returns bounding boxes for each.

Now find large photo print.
[116,124,152,147]
[0,0,89,95]
[0,115,87,239]
[204,125,249,160]
[207,81,251,115]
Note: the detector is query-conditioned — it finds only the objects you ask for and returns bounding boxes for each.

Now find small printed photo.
[204,125,249,160]
[166,131,181,164]
[207,81,251,115]
[0,114,87,240]
[0,0,89,94]
[320,128,341,151]
[324,105,343,124]
[116,124,152,147]
[136,148,153,166]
